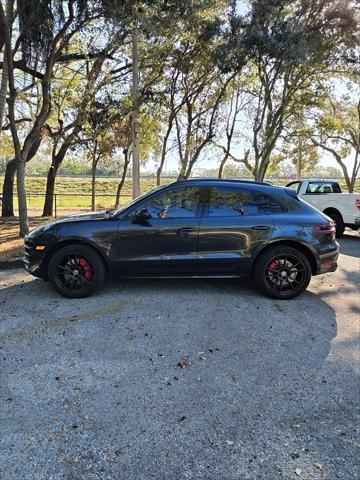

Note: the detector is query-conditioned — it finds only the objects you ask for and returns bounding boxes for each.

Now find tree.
[311,84,360,192]
[234,0,358,181]
[41,51,116,216]
[212,77,253,177]
[0,1,115,234]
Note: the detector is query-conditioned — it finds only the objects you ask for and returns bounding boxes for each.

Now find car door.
[197,186,275,275]
[115,185,205,275]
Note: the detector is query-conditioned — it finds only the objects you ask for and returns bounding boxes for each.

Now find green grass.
[0,176,173,210]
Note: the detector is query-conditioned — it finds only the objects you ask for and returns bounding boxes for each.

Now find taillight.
[314,222,336,233]
[355,198,360,209]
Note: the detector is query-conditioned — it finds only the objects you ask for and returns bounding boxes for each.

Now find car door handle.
[177,227,195,238]
[251,225,270,231]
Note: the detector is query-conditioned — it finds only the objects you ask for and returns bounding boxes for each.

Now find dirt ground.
[0,218,51,260]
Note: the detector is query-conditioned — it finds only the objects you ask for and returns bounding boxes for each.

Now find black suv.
[24,179,339,299]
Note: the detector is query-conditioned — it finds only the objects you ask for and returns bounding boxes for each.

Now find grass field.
[0,175,359,212]
[0,176,173,211]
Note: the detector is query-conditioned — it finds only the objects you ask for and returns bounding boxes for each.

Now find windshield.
[111,185,167,216]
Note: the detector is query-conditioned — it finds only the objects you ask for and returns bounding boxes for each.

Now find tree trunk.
[42,141,71,216]
[114,149,130,208]
[91,165,96,211]
[255,154,270,181]
[218,153,230,178]
[177,160,188,180]
[156,123,172,186]
[0,0,13,144]
[16,153,28,236]
[42,163,59,217]
[1,157,15,216]
[156,149,166,186]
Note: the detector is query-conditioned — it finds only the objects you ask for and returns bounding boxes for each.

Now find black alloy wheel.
[254,246,312,299]
[48,245,105,298]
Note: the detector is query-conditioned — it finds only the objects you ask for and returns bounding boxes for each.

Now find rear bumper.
[316,244,339,275]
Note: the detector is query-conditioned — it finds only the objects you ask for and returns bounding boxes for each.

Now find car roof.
[166,178,283,192]
[309,178,339,183]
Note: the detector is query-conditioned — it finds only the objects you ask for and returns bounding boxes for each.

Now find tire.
[254,246,312,300]
[326,211,345,237]
[48,244,105,298]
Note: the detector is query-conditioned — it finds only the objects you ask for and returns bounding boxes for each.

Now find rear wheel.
[326,211,345,237]
[48,245,105,298]
[254,246,312,299]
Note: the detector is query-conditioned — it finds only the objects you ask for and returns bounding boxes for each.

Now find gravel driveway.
[0,233,359,480]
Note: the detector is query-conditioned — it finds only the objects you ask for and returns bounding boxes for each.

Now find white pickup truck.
[286,179,360,237]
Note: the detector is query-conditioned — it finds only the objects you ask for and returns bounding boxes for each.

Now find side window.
[208,188,255,217]
[252,192,286,213]
[139,187,202,219]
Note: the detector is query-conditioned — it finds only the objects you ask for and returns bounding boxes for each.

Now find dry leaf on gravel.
[177,356,190,368]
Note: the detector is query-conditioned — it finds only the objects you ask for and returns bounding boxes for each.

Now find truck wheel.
[327,212,345,237]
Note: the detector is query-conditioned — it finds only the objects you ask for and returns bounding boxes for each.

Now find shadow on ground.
[1,272,357,480]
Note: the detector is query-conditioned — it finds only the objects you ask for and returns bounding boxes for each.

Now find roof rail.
[173,177,271,186]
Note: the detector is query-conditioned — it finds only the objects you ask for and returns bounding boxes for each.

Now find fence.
[2,192,133,218]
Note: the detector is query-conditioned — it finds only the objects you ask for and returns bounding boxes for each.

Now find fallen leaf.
[115,443,130,456]
[314,463,322,470]
[294,468,302,476]
[177,356,190,368]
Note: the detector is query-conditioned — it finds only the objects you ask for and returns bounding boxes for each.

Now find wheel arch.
[41,239,109,280]
[253,240,318,275]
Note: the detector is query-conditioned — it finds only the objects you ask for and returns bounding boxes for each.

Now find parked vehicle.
[286,179,360,237]
[24,179,339,300]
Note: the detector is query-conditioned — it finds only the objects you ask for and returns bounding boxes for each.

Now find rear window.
[306,182,341,194]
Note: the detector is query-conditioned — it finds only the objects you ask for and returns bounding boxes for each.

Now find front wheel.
[254,246,312,300]
[48,245,105,298]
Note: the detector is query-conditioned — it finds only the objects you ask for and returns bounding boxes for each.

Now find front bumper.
[24,239,46,278]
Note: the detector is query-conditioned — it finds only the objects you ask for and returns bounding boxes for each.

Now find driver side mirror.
[133,208,151,223]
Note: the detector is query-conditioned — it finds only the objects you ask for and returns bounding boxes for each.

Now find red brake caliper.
[79,258,93,280]
[268,261,277,272]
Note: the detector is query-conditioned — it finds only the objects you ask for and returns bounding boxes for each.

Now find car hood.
[51,211,112,224]
[27,211,113,238]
